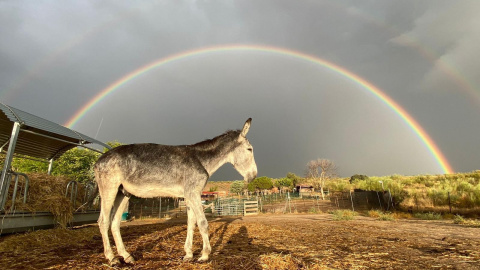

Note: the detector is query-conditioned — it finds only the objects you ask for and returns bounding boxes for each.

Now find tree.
[104,140,123,152]
[7,141,123,183]
[11,156,48,173]
[305,159,337,200]
[247,176,273,192]
[349,174,369,184]
[52,148,100,183]
[229,180,245,194]
[274,177,293,191]
[286,172,302,188]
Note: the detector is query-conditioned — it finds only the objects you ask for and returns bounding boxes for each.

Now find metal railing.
[9,171,29,209]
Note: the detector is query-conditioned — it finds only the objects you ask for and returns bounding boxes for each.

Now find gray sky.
[1,0,479,180]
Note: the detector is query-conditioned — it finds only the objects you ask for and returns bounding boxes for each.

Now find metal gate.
[214,198,258,216]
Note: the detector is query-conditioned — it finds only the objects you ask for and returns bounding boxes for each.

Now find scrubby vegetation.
[324,171,480,213]
[330,210,356,220]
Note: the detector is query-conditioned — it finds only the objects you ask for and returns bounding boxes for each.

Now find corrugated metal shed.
[0,103,109,160]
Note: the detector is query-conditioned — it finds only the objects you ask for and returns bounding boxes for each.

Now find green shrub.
[413,212,442,220]
[457,181,474,193]
[308,207,322,214]
[427,189,449,206]
[349,174,369,184]
[453,214,465,224]
[326,179,351,192]
[378,212,395,221]
[331,210,356,221]
[229,181,245,194]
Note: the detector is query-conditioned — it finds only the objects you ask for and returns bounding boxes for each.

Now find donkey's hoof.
[124,255,135,264]
[197,256,209,262]
[109,257,121,266]
[183,255,193,262]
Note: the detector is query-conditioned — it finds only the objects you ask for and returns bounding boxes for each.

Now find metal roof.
[0,103,109,160]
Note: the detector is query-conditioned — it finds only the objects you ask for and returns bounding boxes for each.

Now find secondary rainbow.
[65,44,454,174]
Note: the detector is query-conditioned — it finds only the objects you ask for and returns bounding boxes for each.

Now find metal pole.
[47,159,54,175]
[0,122,22,211]
[159,197,162,219]
[349,190,355,212]
[376,191,383,211]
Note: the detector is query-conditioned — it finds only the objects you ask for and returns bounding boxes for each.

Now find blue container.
[121,212,129,221]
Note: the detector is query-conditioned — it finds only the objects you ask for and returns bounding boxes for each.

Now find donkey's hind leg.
[111,193,134,264]
[98,183,121,265]
[189,194,211,262]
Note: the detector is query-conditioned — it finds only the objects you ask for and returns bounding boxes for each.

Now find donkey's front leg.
[183,201,196,261]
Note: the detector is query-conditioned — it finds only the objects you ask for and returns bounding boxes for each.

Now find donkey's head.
[232,118,257,183]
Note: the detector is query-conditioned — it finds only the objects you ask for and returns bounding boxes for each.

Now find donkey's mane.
[192,129,240,150]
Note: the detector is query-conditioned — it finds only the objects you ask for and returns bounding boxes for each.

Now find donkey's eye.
[247,148,253,152]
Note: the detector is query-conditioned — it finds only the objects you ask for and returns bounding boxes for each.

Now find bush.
[308,207,322,214]
[413,212,442,220]
[392,212,413,219]
[427,189,449,206]
[367,210,382,218]
[457,181,474,193]
[453,215,465,224]
[349,174,369,184]
[331,210,356,221]
[325,178,351,192]
[378,212,395,221]
[229,181,245,194]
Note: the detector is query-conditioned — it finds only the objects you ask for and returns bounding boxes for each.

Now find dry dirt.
[1,213,479,269]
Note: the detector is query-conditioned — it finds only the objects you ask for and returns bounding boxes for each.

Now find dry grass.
[3,173,92,227]
[1,214,480,269]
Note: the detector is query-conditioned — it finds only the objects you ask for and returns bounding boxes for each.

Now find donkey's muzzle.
[244,171,257,183]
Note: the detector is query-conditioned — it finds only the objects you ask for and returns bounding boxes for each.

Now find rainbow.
[65,44,454,174]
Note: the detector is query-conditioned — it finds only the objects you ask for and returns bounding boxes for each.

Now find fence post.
[152,200,155,217]
[388,190,394,211]
[376,191,383,211]
[159,197,162,219]
[349,190,355,212]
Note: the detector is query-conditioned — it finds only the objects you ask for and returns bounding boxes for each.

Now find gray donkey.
[94,118,257,265]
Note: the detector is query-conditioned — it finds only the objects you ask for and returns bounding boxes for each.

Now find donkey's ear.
[241,118,252,137]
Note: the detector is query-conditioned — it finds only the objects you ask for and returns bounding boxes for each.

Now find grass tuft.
[331,210,356,220]
[413,212,442,220]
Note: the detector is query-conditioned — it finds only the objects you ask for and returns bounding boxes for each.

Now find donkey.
[94,118,257,265]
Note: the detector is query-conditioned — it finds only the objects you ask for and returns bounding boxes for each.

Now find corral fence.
[246,190,392,214]
[126,190,394,219]
[128,197,186,219]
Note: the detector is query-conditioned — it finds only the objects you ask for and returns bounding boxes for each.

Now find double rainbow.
[65,44,454,174]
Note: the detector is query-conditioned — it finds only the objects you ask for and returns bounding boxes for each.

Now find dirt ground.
[1,213,479,269]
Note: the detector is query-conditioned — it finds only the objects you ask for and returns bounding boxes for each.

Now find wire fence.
[128,197,186,219]
[126,190,395,219]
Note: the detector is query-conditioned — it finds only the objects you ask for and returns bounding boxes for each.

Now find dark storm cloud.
[1,0,479,179]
